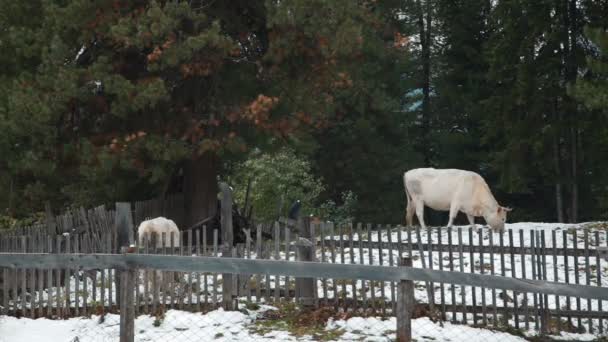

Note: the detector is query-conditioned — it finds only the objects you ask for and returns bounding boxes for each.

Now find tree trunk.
[570,126,578,223]
[417,0,432,166]
[553,136,564,223]
[183,153,219,233]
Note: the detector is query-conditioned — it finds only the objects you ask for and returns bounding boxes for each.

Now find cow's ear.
[504,207,513,212]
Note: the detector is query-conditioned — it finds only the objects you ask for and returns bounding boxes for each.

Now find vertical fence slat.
[213,229,219,307]
[273,224,280,303]
[186,230,193,310]
[358,223,367,312]
[479,229,487,326]
[283,225,290,303]
[427,226,435,313]
[255,225,261,303]
[377,226,385,315]
[437,227,446,321]
[551,229,560,332]
[20,236,27,317]
[144,235,150,315]
[448,227,456,323]
[367,224,375,313]
[531,230,540,331]
[520,229,529,330]
[349,224,358,310]
[596,230,603,334]
[47,237,53,318]
[320,223,328,305]
[196,229,202,310]
[203,226,209,306]
[330,223,338,310]
[584,230,592,333]
[563,230,572,329]
[540,230,549,335]
[65,235,72,317]
[499,230,507,326]
[74,236,80,317]
[386,225,394,313]
[469,227,477,326]
[55,236,62,318]
[573,230,582,330]
[458,228,466,324]
[489,231,497,327]
[339,224,347,310]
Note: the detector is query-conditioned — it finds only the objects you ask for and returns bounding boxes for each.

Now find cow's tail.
[403,173,414,226]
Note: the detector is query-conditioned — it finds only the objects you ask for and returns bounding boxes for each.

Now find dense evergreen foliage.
[1,0,607,225]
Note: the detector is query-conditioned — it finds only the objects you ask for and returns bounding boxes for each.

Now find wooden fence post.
[115,202,134,307]
[397,257,414,342]
[295,237,315,309]
[219,182,235,311]
[119,247,135,342]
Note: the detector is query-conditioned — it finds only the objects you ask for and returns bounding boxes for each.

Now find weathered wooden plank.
[274,224,280,303]
[509,229,519,329]
[447,227,456,323]
[3,253,607,300]
[196,229,202,310]
[584,230,592,333]
[551,230,560,332]
[458,228,466,324]
[349,223,358,310]
[322,239,594,257]
[357,223,367,311]
[284,226,291,303]
[340,224,348,310]
[255,225,261,303]
[187,229,193,310]
[64,236,72,317]
[367,223,375,313]
[489,231,497,327]
[47,237,53,317]
[478,229,487,326]
[499,230,507,326]
[563,230,573,328]
[596,231,603,334]
[540,230,550,335]
[573,230,582,329]
[30,234,38,319]
[377,226,386,315]
[469,227,477,326]
[203,226,209,306]
[437,227,446,321]
[55,236,62,318]
[20,236,27,316]
[143,234,150,315]
[319,223,328,305]
[520,229,529,330]
[530,231,539,331]
[74,236,80,317]
[213,229,219,306]
[397,257,414,342]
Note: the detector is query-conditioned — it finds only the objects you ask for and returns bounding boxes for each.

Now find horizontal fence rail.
[1,253,607,301]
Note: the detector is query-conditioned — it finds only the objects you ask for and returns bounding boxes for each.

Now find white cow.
[404,168,512,232]
[137,216,181,248]
[137,217,183,295]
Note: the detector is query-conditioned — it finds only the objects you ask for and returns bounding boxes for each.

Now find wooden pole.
[295,237,315,309]
[119,247,135,342]
[219,182,235,310]
[397,257,414,342]
[115,202,134,306]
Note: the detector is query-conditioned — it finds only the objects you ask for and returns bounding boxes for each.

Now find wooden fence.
[1,249,607,342]
[1,198,608,336]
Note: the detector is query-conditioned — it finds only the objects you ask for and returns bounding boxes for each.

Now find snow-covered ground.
[0,305,564,342]
[2,222,607,339]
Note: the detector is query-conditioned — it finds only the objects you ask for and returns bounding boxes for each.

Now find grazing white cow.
[404,168,512,232]
[137,217,182,294]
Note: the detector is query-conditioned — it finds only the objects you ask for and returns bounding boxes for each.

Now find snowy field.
[1,222,607,340]
[0,305,586,342]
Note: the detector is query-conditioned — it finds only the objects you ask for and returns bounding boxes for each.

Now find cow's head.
[486,206,512,232]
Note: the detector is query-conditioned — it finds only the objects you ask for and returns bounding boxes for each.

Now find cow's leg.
[406,200,415,227]
[447,204,459,228]
[467,214,480,232]
[414,201,426,229]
